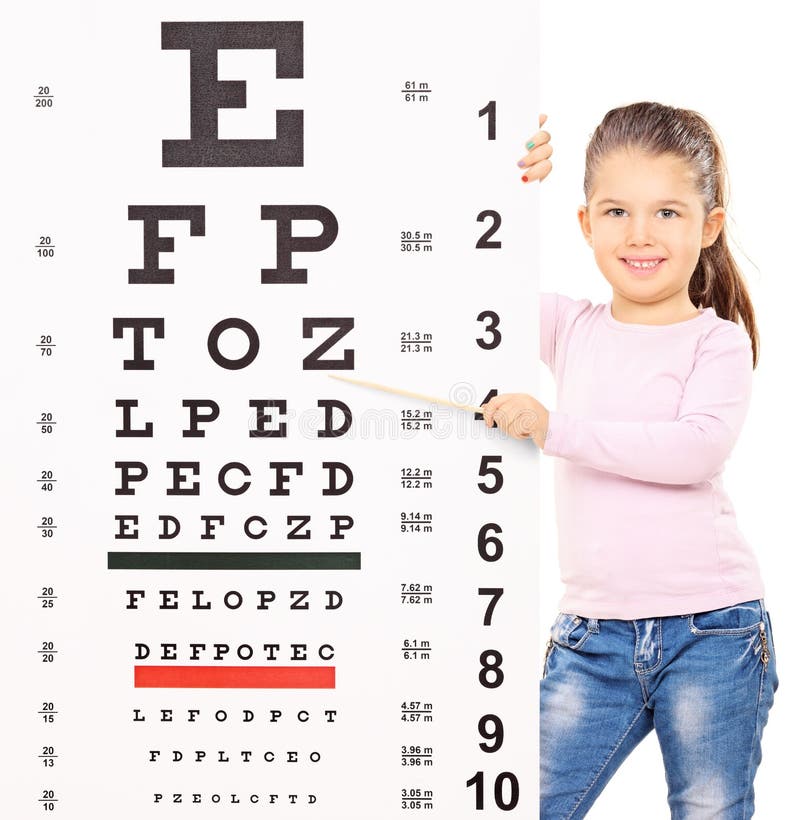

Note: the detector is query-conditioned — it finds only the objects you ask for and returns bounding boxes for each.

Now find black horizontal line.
[108,551,361,570]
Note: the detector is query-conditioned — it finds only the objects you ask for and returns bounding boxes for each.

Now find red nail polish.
[521,175,529,182]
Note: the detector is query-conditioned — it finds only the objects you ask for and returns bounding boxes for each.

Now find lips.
[621,257,665,276]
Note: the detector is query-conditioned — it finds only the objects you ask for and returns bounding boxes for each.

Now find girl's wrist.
[533,410,550,449]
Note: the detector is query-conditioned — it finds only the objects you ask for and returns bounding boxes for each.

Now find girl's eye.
[604,207,679,218]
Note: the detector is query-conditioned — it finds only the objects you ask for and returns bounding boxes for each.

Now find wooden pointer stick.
[327,374,486,415]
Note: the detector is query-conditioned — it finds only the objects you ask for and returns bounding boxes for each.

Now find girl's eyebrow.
[595,198,690,209]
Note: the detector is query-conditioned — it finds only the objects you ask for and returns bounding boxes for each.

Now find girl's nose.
[626,217,654,245]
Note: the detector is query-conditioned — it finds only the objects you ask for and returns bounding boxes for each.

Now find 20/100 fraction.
[36,237,54,257]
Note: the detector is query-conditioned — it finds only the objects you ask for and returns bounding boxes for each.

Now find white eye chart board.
[1,2,541,817]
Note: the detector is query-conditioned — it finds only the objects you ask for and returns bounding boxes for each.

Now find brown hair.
[584,101,759,368]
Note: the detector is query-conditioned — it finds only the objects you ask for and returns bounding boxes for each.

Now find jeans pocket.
[688,599,763,635]
[551,612,592,650]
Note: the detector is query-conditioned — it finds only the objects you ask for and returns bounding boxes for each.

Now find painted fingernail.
[521,175,529,183]
[517,159,526,168]
[526,141,535,150]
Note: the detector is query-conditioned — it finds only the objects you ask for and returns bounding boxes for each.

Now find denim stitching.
[637,618,663,675]
[631,620,650,704]
[553,615,591,650]
[737,599,768,820]
[564,701,651,819]
[766,610,777,670]
[689,600,764,636]
[570,627,592,650]
[742,635,767,820]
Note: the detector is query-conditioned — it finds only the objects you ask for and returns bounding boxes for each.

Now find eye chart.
[2,1,541,817]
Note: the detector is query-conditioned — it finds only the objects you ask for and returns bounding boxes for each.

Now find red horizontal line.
[134,665,335,689]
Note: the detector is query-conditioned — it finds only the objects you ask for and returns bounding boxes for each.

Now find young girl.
[481,102,779,819]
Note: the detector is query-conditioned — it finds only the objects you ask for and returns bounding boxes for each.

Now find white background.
[537,1,798,816]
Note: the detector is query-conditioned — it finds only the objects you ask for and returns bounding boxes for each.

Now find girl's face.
[577,148,725,311]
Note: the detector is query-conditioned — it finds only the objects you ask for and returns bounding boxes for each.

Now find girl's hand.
[481,393,550,449]
[518,113,552,183]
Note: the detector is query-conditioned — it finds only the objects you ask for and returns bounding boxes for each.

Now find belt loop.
[588,618,600,634]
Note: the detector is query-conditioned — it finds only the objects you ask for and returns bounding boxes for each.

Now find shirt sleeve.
[540,292,594,373]
[541,323,753,485]
[540,292,559,371]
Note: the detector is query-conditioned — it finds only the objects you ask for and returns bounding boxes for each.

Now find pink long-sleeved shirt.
[540,292,764,620]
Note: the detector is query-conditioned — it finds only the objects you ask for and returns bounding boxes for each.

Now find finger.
[511,407,539,437]
[518,141,553,169]
[491,405,515,431]
[498,405,534,439]
[530,118,550,147]
[487,397,524,430]
[483,393,515,410]
[518,132,551,169]
[487,394,517,415]
[481,395,500,414]
[483,394,512,426]
[531,127,551,147]
[522,158,552,184]
[523,114,549,150]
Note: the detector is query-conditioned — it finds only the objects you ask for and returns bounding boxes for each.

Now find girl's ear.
[578,205,593,247]
[701,206,725,248]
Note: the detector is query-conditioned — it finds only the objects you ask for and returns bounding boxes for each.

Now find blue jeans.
[540,599,779,819]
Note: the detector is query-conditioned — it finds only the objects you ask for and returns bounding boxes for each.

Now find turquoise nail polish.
[526,140,535,150]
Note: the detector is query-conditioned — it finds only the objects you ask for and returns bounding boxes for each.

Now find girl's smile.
[621,256,666,276]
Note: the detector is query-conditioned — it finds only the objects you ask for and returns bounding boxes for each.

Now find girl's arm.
[540,291,592,372]
[542,324,753,485]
